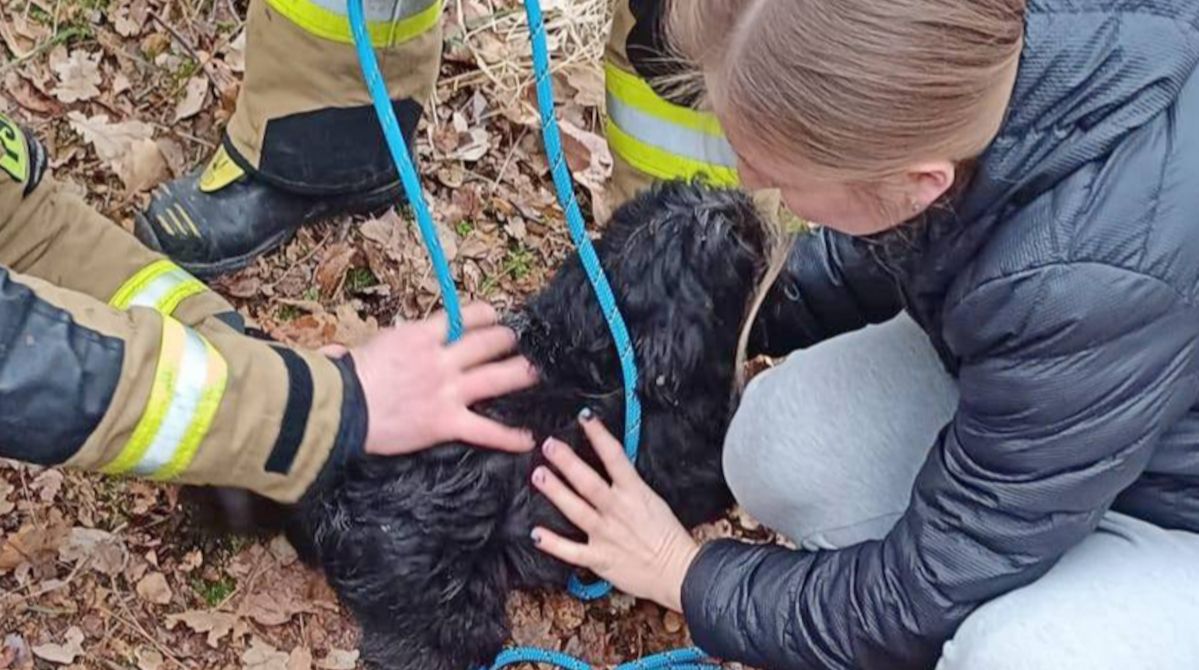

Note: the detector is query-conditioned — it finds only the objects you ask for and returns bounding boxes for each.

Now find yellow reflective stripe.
[102,318,187,476]
[102,319,227,480]
[265,0,442,46]
[198,145,245,193]
[153,335,228,481]
[606,118,739,187]
[603,62,725,138]
[173,205,201,237]
[109,260,207,315]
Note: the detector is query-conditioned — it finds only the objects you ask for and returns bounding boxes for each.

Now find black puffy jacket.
[683,1,1199,668]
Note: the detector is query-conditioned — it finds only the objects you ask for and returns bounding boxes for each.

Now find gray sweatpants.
[724,314,1199,670]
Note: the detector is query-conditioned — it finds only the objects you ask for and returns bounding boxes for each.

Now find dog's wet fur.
[186,182,771,669]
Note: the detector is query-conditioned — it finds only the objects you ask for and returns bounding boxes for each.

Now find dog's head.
[515,181,772,526]
[522,181,771,402]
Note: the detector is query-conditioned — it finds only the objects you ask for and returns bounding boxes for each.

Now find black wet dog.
[197,182,770,669]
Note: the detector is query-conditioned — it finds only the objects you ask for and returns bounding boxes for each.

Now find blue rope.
[522,0,641,603]
[347,0,464,342]
[349,0,709,666]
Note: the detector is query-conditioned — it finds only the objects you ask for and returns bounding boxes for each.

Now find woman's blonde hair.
[668,0,1026,183]
[665,0,1026,384]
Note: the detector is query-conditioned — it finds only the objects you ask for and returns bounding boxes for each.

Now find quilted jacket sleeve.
[749,227,902,357]
[682,261,1198,669]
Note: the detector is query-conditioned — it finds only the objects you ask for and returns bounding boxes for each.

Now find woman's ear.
[905,160,957,213]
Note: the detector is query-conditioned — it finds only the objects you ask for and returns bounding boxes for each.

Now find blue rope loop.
[351,0,706,665]
[488,646,720,670]
[347,0,464,342]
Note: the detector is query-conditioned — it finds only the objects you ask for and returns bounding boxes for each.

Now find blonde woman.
[530,1,1199,668]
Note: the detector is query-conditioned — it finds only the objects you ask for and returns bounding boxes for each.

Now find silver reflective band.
[126,266,198,311]
[307,0,435,19]
[605,92,738,169]
[130,328,214,476]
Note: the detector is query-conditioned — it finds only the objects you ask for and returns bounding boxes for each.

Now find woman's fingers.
[458,356,539,404]
[579,412,639,484]
[530,527,591,568]
[532,466,601,532]
[452,410,535,453]
[542,438,612,508]
[448,325,520,369]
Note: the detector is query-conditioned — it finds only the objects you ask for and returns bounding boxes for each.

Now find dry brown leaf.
[0,520,69,573]
[332,303,378,347]
[112,0,149,37]
[267,535,297,567]
[174,76,209,121]
[136,571,173,605]
[30,469,63,502]
[67,112,153,163]
[52,50,102,103]
[116,138,169,193]
[0,479,14,516]
[3,72,62,116]
[223,29,247,73]
[559,119,612,193]
[286,647,312,670]
[30,627,84,665]
[58,527,128,576]
[135,647,163,670]
[1,633,32,670]
[565,66,605,108]
[179,549,204,573]
[315,243,356,297]
[241,590,313,627]
[314,649,358,670]
[166,610,238,648]
[242,637,289,670]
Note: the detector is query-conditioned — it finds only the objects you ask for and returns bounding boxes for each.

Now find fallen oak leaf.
[58,527,128,577]
[51,50,101,103]
[314,649,358,670]
[135,572,173,605]
[67,113,165,193]
[241,590,314,627]
[31,627,84,665]
[242,637,289,670]
[166,610,237,648]
[116,138,169,193]
[174,76,209,122]
[286,647,312,670]
[0,521,69,573]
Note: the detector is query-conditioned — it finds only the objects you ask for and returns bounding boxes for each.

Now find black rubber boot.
[136,167,403,279]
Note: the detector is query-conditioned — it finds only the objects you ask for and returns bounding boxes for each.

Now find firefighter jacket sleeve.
[0,115,366,503]
[0,267,368,503]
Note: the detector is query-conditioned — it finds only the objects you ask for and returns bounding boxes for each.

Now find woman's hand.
[346,301,539,456]
[530,411,701,612]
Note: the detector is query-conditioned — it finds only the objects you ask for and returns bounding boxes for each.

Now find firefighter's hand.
[341,302,538,456]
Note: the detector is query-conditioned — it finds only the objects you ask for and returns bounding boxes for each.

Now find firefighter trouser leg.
[604,0,740,205]
[218,0,443,195]
[0,116,362,503]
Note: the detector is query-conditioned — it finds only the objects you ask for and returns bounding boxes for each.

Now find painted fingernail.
[532,467,546,485]
[542,439,556,456]
[578,407,595,422]
[531,530,542,545]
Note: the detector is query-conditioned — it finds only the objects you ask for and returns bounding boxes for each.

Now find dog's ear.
[599,182,766,404]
